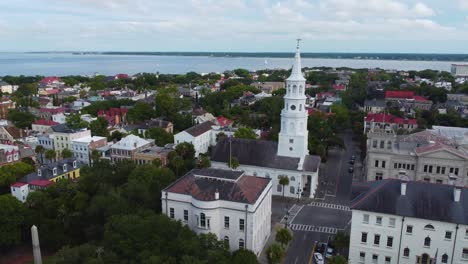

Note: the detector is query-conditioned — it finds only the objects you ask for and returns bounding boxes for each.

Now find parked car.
[325,246,334,258]
[315,242,327,254]
[314,252,324,264]
[348,166,354,173]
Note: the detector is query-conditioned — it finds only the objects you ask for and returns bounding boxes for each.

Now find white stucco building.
[51,124,91,157]
[72,136,108,165]
[162,168,272,255]
[451,64,468,77]
[210,42,321,198]
[349,179,468,264]
[174,121,214,156]
[365,127,468,184]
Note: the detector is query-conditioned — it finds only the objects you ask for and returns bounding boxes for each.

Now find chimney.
[215,189,219,200]
[454,187,462,202]
[401,181,407,196]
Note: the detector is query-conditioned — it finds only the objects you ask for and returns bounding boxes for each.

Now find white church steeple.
[277,39,309,158]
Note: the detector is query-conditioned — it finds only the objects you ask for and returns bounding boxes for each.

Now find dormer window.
[63,164,67,172]
[73,160,77,168]
[53,167,57,176]
[37,169,42,177]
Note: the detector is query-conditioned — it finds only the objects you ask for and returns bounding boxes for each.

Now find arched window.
[224,236,229,246]
[239,239,245,249]
[299,86,303,93]
[299,104,302,111]
[290,186,295,194]
[277,185,282,192]
[293,85,297,94]
[200,213,206,227]
[290,176,295,181]
[442,253,448,263]
[290,122,295,132]
[424,236,431,247]
[403,247,410,257]
[424,224,435,230]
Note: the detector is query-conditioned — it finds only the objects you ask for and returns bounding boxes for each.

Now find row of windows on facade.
[423,165,460,176]
[169,208,245,231]
[56,143,69,149]
[368,122,415,129]
[372,140,392,150]
[359,251,451,263]
[38,140,52,146]
[111,149,132,156]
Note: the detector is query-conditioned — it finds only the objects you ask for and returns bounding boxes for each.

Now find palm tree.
[171,155,184,177]
[275,228,292,247]
[266,243,284,264]
[35,145,45,164]
[279,175,290,198]
[230,156,240,170]
[45,149,56,163]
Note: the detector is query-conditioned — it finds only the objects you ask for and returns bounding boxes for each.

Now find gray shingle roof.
[184,121,214,137]
[351,179,468,225]
[211,138,320,173]
[19,159,82,183]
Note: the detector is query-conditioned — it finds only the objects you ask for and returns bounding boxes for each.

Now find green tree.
[331,104,350,129]
[266,243,284,264]
[91,149,100,165]
[328,255,348,264]
[128,102,155,122]
[0,162,34,193]
[7,109,36,129]
[146,127,173,146]
[45,149,57,162]
[197,155,211,168]
[109,131,125,142]
[333,231,350,253]
[231,249,259,264]
[61,148,73,159]
[90,117,109,137]
[234,127,257,139]
[230,156,240,170]
[0,195,26,249]
[275,228,292,247]
[35,145,45,164]
[169,154,184,177]
[66,113,88,129]
[279,175,289,198]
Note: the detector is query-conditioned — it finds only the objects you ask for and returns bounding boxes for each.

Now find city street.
[280,130,359,263]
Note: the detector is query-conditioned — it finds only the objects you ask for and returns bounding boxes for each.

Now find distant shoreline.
[23,51,468,62]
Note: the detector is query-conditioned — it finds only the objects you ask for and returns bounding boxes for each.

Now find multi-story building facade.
[72,136,108,165]
[363,113,418,134]
[133,145,172,166]
[385,90,433,111]
[451,64,468,77]
[0,98,15,119]
[110,134,153,163]
[51,124,91,157]
[0,144,20,165]
[365,127,468,185]
[161,168,272,255]
[349,179,468,264]
[10,159,81,202]
[37,134,54,150]
[174,121,214,156]
[32,119,59,134]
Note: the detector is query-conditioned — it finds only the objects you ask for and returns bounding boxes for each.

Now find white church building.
[211,42,321,198]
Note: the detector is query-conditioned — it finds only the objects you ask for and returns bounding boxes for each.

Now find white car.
[314,252,324,264]
[325,247,334,258]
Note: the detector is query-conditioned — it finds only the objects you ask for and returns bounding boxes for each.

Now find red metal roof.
[33,119,59,126]
[365,113,417,125]
[413,95,430,102]
[10,182,27,188]
[216,116,233,127]
[332,84,346,91]
[40,76,60,84]
[29,180,53,187]
[385,90,414,99]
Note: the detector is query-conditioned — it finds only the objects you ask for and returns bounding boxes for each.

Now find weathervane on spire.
[296,38,302,49]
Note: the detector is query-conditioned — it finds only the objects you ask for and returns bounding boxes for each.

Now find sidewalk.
[258,223,285,264]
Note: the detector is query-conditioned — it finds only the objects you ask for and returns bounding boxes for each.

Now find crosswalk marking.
[280,204,304,224]
[308,202,351,211]
[289,224,341,234]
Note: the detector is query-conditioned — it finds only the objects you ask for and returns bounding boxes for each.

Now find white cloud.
[460,0,468,10]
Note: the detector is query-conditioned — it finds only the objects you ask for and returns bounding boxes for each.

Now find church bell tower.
[277,40,309,158]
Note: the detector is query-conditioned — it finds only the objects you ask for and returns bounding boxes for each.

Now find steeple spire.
[287,38,305,81]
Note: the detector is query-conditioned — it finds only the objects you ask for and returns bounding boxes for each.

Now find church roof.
[211,138,320,173]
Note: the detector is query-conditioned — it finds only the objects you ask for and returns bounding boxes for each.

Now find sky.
[0,0,467,53]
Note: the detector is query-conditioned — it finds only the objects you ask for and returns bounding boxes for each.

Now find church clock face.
[290,105,296,110]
